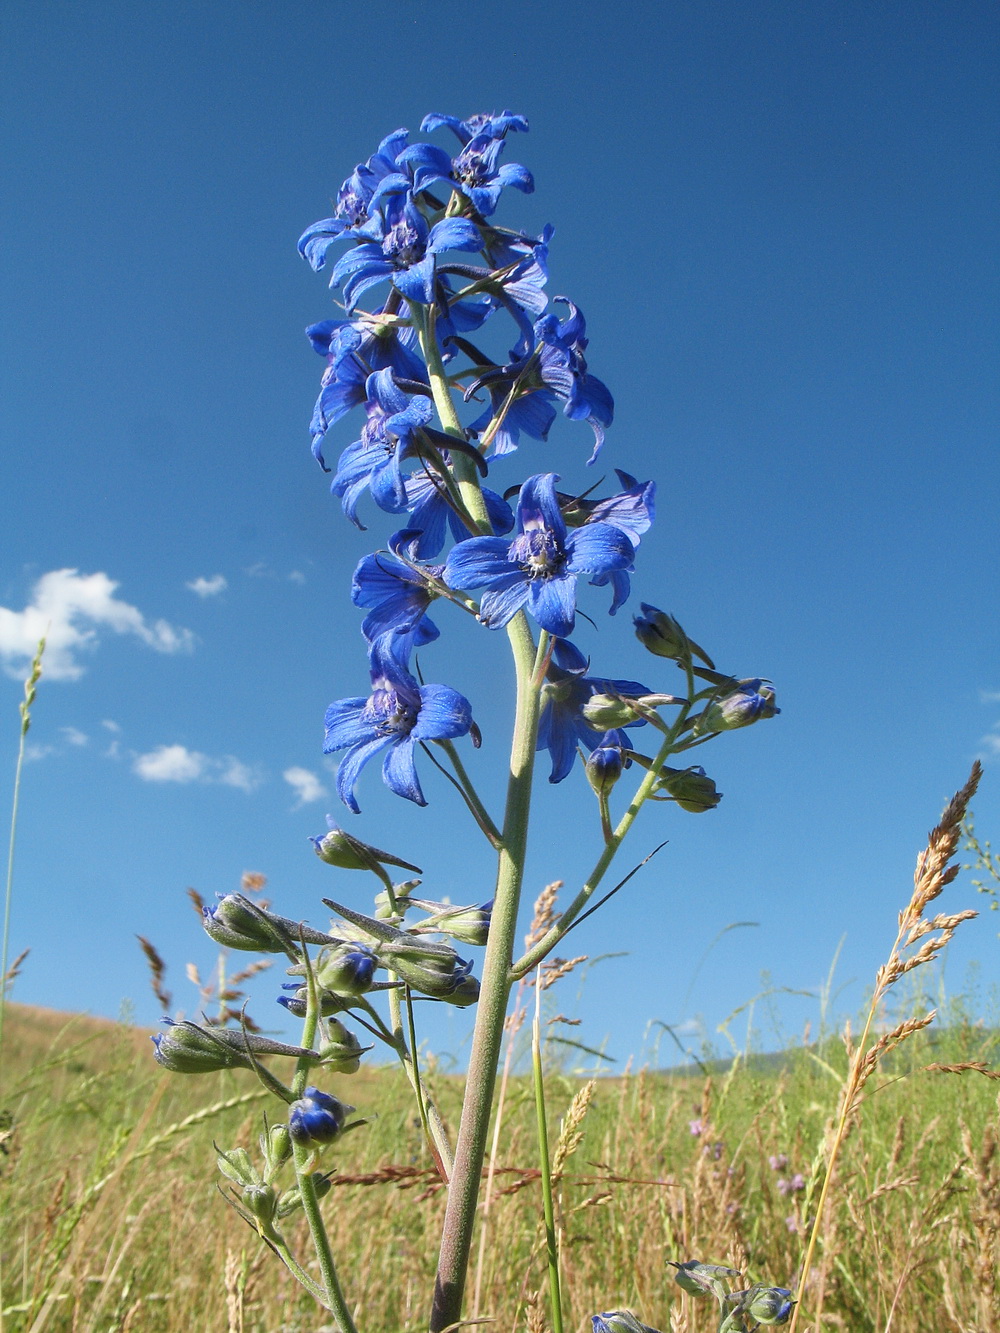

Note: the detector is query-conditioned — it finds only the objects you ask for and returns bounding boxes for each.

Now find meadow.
[2,962,998,1333]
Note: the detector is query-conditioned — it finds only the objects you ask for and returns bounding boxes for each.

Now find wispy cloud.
[978,732,1000,759]
[186,574,228,598]
[0,569,194,681]
[283,766,328,807]
[979,689,1000,704]
[288,570,306,586]
[60,726,88,747]
[132,743,263,791]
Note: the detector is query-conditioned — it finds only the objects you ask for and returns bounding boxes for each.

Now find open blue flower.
[330,194,483,311]
[297,129,411,267]
[537,639,651,783]
[421,111,529,145]
[443,474,634,638]
[400,128,533,219]
[324,637,473,813]
[351,538,442,644]
[403,466,513,558]
[536,299,614,461]
[330,368,434,524]
[306,319,426,469]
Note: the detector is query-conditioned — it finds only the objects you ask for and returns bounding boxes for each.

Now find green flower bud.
[656,766,722,812]
[699,680,779,733]
[668,1261,741,1301]
[216,1146,259,1188]
[582,693,642,730]
[242,1182,278,1226]
[407,897,493,946]
[276,1171,333,1218]
[202,893,333,953]
[151,1020,316,1074]
[315,942,378,995]
[385,943,479,1005]
[310,824,421,875]
[741,1287,794,1325]
[586,741,625,796]
[633,605,714,668]
[592,1313,660,1333]
[260,1122,293,1172]
[316,1018,368,1074]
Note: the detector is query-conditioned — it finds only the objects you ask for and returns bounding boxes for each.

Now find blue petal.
[323,698,372,753]
[444,537,516,589]
[427,218,483,253]
[382,737,426,805]
[528,575,576,638]
[516,474,566,544]
[337,735,394,813]
[393,254,436,305]
[479,575,530,628]
[565,522,634,575]
[413,684,473,741]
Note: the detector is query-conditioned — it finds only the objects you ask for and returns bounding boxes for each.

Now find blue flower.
[329,369,433,524]
[324,636,473,813]
[443,474,634,638]
[329,194,483,311]
[289,1086,350,1145]
[421,110,529,145]
[401,115,533,218]
[306,317,426,469]
[297,129,412,267]
[570,470,656,614]
[403,467,514,558]
[536,639,651,783]
[351,538,442,643]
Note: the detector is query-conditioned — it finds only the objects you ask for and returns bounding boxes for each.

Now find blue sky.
[2,1,998,1068]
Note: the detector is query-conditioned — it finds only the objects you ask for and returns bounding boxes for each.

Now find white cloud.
[132,744,263,791]
[60,726,88,747]
[134,744,207,783]
[186,574,228,598]
[102,719,121,734]
[0,569,194,681]
[217,757,263,793]
[283,766,328,807]
[25,742,55,762]
[288,570,306,585]
[978,732,1000,759]
[979,690,1000,704]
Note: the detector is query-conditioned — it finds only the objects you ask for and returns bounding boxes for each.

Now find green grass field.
[2,993,998,1333]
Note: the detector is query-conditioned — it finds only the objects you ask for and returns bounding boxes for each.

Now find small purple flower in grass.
[768,1153,788,1172]
[688,1118,705,1137]
[444,473,634,638]
[324,636,473,813]
[777,1173,805,1196]
[289,1086,351,1146]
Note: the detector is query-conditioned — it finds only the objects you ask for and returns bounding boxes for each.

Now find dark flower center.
[454,147,489,188]
[366,687,418,735]
[361,407,395,458]
[510,529,566,579]
[383,220,423,267]
[337,183,369,228]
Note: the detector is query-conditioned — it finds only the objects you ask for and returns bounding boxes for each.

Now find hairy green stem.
[292,1140,359,1333]
[429,612,542,1332]
[532,971,564,1333]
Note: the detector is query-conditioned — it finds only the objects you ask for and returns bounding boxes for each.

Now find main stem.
[430,611,540,1332]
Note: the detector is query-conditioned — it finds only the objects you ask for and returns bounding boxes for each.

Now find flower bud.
[216,1146,258,1187]
[386,946,478,1004]
[277,983,351,1019]
[202,893,332,953]
[316,1018,368,1074]
[408,897,493,946]
[592,1313,659,1333]
[289,1086,352,1146]
[668,1261,741,1301]
[151,1019,316,1074]
[582,693,642,730]
[311,823,421,874]
[586,741,625,796]
[656,766,722,812]
[634,605,713,668]
[699,680,779,733]
[242,1182,278,1227]
[315,942,378,995]
[260,1122,293,1171]
[741,1287,794,1325]
[276,1170,333,1218]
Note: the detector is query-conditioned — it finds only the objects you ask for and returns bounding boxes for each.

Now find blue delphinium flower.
[324,636,473,812]
[297,129,412,264]
[330,368,434,524]
[573,471,656,614]
[289,1086,351,1145]
[443,473,634,638]
[401,118,534,219]
[403,466,514,558]
[330,195,484,312]
[351,538,442,643]
[421,110,529,145]
[306,317,426,468]
[536,639,651,783]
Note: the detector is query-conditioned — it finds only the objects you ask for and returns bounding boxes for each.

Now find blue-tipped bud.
[151,1019,316,1074]
[385,945,479,1005]
[310,822,421,874]
[699,680,779,733]
[634,604,714,668]
[586,740,625,795]
[202,893,332,954]
[592,1313,660,1333]
[741,1287,795,1325]
[276,1170,334,1218]
[407,897,493,946]
[656,765,722,812]
[289,1086,352,1145]
[668,1261,741,1300]
[277,983,352,1019]
[315,942,378,995]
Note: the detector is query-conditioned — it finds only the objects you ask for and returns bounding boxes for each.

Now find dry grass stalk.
[788,763,982,1333]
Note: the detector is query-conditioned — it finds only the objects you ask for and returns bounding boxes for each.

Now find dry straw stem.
[789,763,982,1333]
